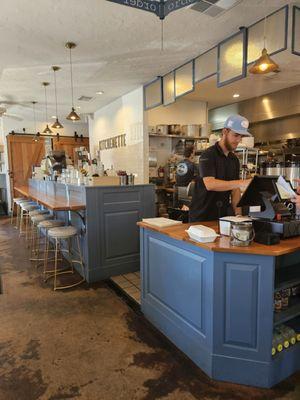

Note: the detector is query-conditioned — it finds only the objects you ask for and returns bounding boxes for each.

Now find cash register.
[237,176,300,239]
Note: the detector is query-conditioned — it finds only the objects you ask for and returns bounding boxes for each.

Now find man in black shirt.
[176,145,196,187]
[189,114,252,222]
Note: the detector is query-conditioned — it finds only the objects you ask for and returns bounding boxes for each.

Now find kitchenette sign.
[106,0,198,19]
[99,134,126,150]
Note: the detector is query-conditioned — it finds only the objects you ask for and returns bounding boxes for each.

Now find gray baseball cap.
[224,114,252,136]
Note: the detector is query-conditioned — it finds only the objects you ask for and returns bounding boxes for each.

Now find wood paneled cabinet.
[52,136,89,162]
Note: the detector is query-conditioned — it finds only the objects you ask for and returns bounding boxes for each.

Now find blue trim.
[143,76,163,111]
[292,5,300,56]
[194,45,218,84]
[247,5,289,66]
[217,27,247,88]
[162,70,176,106]
[174,59,195,99]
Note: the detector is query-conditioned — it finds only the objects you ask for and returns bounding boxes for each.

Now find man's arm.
[203,176,251,192]
[231,188,242,215]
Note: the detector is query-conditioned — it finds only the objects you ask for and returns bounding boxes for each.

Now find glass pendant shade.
[66,107,81,121]
[249,48,279,74]
[52,118,64,129]
[43,124,53,134]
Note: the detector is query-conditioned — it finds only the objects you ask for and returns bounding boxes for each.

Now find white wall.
[89,87,148,184]
[147,99,208,126]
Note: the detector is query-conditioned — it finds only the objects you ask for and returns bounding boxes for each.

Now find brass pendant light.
[249,9,279,75]
[51,66,64,129]
[42,82,53,134]
[65,42,80,121]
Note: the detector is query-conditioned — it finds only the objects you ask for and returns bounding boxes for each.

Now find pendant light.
[249,9,279,74]
[51,66,64,129]
[65,42,80,121]
[42,82,53,134]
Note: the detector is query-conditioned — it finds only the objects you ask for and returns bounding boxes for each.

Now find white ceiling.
[0,0,296,122]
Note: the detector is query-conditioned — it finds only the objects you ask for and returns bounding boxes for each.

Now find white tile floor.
[110,271,141,304]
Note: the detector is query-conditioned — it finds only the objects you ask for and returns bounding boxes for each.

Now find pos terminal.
[237,176,300,239]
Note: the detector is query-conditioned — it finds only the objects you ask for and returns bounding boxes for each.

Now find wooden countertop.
[15,185,85,211]
[138,221,300,256]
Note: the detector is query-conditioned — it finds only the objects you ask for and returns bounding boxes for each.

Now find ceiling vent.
[190,0,242,18]
[78,95,93,102]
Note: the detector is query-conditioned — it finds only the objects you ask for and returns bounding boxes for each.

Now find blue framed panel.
[144,77,163,111]
[292,6,300,56]
[247,5,288,65]
[174,60,195,99]
[217,28,247,88]
[163,71,175,106]
[194,46,217,83]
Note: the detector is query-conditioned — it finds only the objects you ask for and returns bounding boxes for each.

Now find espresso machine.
[47,150,66,180]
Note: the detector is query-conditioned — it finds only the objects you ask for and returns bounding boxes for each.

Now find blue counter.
[139,223,300,388]
[29,179,155,282]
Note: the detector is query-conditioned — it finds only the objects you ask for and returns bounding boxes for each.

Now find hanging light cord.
[69,47,75,108]
[33,102,37,133]
[263,0,267,48]
[53,70,58,117]
[161,20,164,51]
[44,85,48,123]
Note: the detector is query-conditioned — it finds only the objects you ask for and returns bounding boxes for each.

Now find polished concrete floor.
[0,217,300,400]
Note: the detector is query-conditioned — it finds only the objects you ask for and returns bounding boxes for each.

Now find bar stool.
[34,219,65,268]
[30,214,53,257]
[44,226,85,290]
[14,199,32,229]
[19,203,39,238]
[10,197,26,224]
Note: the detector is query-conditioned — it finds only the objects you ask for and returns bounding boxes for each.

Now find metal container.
[168,124,181,135]
[119,175,128,186]
[149,152,157,167]
[156,125,168,135]
[284,161,300,188]
[127,174,135,185]
[181,124,201,137]
[230,221,254,247]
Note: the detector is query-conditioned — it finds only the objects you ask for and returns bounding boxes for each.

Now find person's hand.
[291,195,300,205]
[240,179,252,191]
[293,179,300,195]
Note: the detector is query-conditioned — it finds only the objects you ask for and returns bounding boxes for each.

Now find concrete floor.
[0,218,300,400]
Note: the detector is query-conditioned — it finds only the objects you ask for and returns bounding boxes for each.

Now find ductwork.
[208,85,300,141]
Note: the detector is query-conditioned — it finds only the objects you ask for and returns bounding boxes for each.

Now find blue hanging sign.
[106,0,198,20]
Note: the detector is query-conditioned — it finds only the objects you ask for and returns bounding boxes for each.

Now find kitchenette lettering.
[99,134,126,150]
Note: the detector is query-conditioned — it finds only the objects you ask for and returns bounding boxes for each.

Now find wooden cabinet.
[52,137,89,162]
[7,135,45,198]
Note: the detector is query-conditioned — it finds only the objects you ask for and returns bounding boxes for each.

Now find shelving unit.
[149,133,207,141]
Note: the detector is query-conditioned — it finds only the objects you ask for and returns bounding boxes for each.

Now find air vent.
[190,0,241,18]
[78,96,93,102]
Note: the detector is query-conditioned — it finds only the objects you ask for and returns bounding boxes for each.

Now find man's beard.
[224,135,235,152]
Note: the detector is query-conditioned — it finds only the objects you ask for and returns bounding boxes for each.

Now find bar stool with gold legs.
[14,199,33,229]
[33,219,65,268]
[44,226,85,290]
[10,197,26,225]
[19,202,39,238]
[29,213,53,259]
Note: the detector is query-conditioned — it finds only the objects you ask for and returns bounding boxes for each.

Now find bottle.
[276,325,291,349]
[274,291,282,313]
[158,166,164,178]
[281,289,289,309]
[279,325,297,345]
[272,331,283,355]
